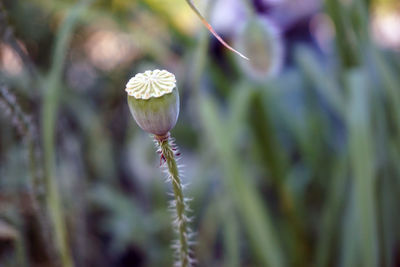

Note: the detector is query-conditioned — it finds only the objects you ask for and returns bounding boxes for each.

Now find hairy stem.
[156,134,191,267]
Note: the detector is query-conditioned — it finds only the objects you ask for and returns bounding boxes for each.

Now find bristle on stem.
[155,133,193,267]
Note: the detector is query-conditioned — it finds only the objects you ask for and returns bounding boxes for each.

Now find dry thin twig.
[0,2,39,80]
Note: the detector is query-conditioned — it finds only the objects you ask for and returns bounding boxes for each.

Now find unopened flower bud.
[125,69,179,136]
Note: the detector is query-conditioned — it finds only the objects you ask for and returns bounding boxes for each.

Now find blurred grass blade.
[249,89,287,181]
[227,82,254,135]
[196,197,221,265]
[372,49,400,146]
[199,93,285,267]
[220,197,240,267]
[346,70,379,267]
[41,1,92,266]
[295,46,344,118]
[315,156,348,267]
[378,169,397,267]
[223,84,254,267]
[324,0,358,67]
[340,189,359,267]
[249,88,308,265]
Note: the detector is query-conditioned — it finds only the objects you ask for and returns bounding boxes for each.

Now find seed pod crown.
[125,69,180,136]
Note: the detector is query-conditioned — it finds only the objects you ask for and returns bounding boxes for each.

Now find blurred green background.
[0,0,400,266]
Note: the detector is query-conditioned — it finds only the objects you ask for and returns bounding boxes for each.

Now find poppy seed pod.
[235,16,284,80]
[125,70,179,137]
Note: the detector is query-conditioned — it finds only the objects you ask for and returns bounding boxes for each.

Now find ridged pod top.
[125,69,176,100]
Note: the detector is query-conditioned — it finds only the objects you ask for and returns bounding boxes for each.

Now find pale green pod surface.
[125,70,179,136]
[235,16,284,80]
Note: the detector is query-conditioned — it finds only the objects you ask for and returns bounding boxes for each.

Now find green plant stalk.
[42,76,73,267]
[199,94,285,267]
[347,70,378,267]
[248,90,309,265]
[324,0,359,68]
[41,2,91,266]
[157,135,191,267]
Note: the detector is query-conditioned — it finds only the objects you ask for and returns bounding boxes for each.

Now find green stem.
[43,77,73,267]
[41,2,91,266]
[157,134,190,267]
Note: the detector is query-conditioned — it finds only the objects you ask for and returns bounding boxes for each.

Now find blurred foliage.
[0,0,400,266]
